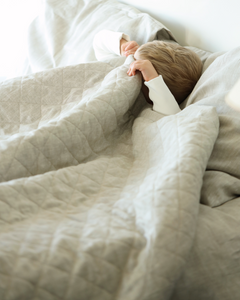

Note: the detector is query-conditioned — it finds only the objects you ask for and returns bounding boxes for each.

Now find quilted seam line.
[2,221,30,300]
[106,153,137,300]
[30,215,68,300]
[62,158,114,300]
[114,122,153,300]
[3,137,30,182]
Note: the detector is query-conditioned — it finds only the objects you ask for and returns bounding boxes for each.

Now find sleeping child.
[93,30,202,115]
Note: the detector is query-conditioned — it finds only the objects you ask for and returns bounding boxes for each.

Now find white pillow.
[184,46,212,65]
[25,0,175,75]
[186,46,240,207]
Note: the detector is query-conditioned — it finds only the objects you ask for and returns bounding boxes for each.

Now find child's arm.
[93,30,131,60]
[128,60,181,115]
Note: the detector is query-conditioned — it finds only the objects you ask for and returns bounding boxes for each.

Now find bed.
[0,0,240,299]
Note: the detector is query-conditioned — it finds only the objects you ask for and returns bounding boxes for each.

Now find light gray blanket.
[0,52,219,299]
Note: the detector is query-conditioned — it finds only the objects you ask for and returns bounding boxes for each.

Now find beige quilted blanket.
[0,53,219,299]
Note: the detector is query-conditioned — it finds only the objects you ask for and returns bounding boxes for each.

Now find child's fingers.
[125,51,132,56]
[125,41,138,51]
[127,66,133,76]
[127,69,134,76]
[127,62,139,76]
[125,42,134,51]
[125,47,139,56]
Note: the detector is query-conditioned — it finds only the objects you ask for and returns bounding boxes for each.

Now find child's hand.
[127,60,159,82]
[121,41,139,57]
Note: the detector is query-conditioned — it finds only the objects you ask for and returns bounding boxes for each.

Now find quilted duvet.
[1,0,240,300]
[0,52,219,299]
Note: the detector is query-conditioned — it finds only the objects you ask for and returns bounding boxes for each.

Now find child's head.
[134,41,202,104]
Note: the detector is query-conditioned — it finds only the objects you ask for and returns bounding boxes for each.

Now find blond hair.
[137,41,202,104]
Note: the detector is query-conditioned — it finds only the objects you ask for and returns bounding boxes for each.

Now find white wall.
[118,0,240,52]
[0,0,41,79]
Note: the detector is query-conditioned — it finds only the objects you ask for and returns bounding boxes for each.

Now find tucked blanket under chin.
[0,54,219,299]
